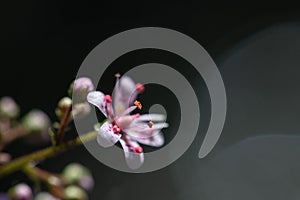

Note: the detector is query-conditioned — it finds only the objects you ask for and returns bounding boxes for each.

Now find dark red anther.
[134,146,143,154]
[105,95,112,103]
[136,83,145,93]
[112,125,121,134]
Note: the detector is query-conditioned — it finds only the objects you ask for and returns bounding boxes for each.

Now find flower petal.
[97,121,121,147]
[127,122,169,134]
[131,131,165,147]
[135,114,166,122]
[119,138,144,169]
[87,91,107,117]
[119,106,137,116]
[113,76,137,115]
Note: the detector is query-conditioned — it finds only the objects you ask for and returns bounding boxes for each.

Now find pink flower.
[87,74,168,169]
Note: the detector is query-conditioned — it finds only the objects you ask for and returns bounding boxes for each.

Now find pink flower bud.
[9,183,32,200]
[79,175,94,191]
[73,77,94,103]
[0,97,19,118]
[0,193,9,200]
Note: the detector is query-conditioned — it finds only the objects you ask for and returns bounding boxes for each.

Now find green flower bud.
[64,186,88,200]
[22,110,50,133]
[62,163,93,189]
[34,192,58,200]
[58,97,72,111]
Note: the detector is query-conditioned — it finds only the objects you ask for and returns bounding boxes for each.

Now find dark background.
[1,2,300,200]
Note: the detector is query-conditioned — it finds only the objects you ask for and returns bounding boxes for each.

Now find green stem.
[56,105,73,145]
[0,130,97,178]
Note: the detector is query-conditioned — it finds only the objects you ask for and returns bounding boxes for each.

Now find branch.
[55,105,73,145]
[0,130,97,178]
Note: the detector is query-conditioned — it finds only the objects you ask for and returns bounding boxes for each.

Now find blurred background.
[1,2,300,200]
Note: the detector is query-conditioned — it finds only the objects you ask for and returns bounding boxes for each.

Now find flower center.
[112,125,121,134]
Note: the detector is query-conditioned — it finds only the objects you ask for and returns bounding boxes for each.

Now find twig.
[0,125,28,151]
[55,106,73,145]
[23,165,66,198]
[0,130,97,178]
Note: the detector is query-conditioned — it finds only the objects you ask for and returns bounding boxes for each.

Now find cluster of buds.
[0,96,51,150]
[0,77,95,199]
[0,74,169,199]
[5,162,94,200]
[56,77,94,120]
[52,77,95,145]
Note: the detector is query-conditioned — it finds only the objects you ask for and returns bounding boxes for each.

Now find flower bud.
[9,183,33,200]
[0,193,9,200]
[78,175,94,192]
[72,103,91,119]
[72,78,94,104]
[64,186,88,200]
[58,97,72,112]
[62,163,94,191]
[34,192,58,200]
[22,110,50,133]
[0,97,19,118]
[0,152,11,164]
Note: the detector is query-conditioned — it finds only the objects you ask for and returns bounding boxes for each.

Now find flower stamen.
[148,121,153,128]
[134,100,142,110]
[115,73,121,78]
